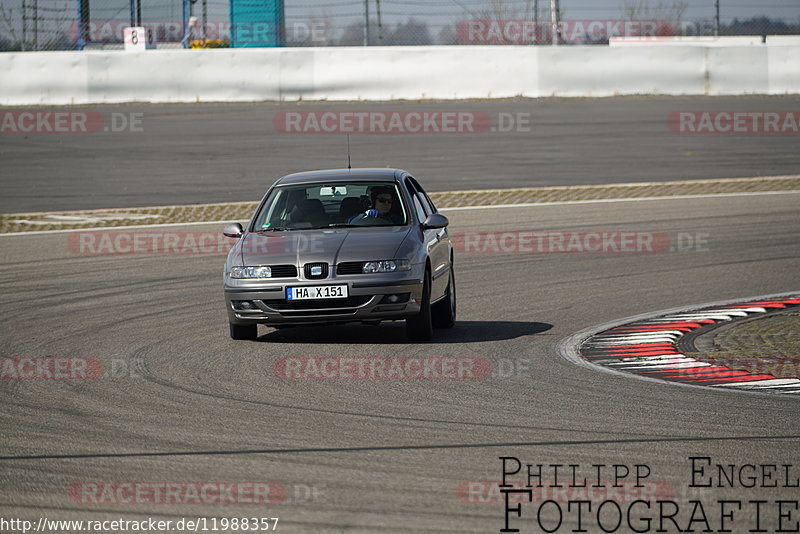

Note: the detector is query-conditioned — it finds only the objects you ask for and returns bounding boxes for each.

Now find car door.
[406,176,451,301]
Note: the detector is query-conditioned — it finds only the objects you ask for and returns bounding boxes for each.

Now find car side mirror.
[421,213,449,230]
[223,222,244,238]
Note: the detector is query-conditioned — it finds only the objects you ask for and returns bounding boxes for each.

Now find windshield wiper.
[255,227,291,232]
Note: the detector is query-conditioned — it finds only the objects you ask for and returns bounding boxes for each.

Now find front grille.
[304,262,329,280]
[270,265,298,278]
[262,296,371,311]
[336,262,364,275]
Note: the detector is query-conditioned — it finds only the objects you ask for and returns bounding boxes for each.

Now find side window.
[405,178,427,222]
[412,196,427,222]
[421,191,437,213]
[408,176,437,214]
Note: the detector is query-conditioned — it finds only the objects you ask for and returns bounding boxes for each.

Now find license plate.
[286,285,348,300]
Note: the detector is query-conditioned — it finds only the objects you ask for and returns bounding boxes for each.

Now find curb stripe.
[574,295,800,397]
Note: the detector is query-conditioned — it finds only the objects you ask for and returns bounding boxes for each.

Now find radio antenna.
[346,134,352,169]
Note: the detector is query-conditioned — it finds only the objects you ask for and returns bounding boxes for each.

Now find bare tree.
[437,24,459,45]
[0,5,22,49]
[383,18,432,45]
[620,0,687,35]
[475,0,521,22]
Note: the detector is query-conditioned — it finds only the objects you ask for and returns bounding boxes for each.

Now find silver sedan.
[222,168,456,341]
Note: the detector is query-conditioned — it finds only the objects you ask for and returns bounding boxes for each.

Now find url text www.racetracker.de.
[495,456,798,533]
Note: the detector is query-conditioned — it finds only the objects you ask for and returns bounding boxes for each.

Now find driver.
[349,186,403,224]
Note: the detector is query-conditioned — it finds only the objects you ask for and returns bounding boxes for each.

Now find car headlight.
[362,260,411,273]
[230,266,272,278]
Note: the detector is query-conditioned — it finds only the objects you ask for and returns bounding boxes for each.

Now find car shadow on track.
[255,320,552,344]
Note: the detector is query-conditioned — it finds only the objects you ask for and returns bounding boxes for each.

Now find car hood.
[239,226,412,266]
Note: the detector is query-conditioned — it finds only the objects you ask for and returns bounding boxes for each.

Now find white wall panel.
[0,52,89,105]
[706,47,769,95]
[767,46,800,95]
[0,45,797,106]
[538,46,706,96]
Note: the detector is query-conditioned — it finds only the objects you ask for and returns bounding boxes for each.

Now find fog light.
[234,300,256,310]
[380,293,410,304]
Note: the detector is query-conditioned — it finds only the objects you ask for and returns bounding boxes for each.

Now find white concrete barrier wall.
[707,46,770,95]
[609,36,766,46]
[537,46,706,96]
[0,45,797,105]
[767,46,800,95]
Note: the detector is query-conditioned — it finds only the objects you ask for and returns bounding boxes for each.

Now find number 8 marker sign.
[123,26,155,51]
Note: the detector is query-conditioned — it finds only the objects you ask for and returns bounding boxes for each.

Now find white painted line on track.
[651,314,738,321]
[705,307,768,313]
[0,219,249,237]
[713,379,800,388]
[658,312,749,318]
[750,380,800,389]
[441,189,800,212]
[597,333,681,342]
[611,360,699,369]
[607,357,699,366]
[604,354,689,365]
[601,330,688,336]
[588,338,680,345]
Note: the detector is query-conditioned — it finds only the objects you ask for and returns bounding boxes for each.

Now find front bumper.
[224,276,424,326]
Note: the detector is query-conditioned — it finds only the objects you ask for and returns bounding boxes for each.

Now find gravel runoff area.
[2,175,798,234]
[687,311,800,380]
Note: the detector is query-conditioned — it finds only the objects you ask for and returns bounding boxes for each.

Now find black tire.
[230,322,258,340]
[432,268,456,329]
[406,269,433,342]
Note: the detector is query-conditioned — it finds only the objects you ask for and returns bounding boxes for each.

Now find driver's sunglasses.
[376,197,392,204]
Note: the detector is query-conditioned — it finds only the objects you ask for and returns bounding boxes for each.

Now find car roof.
[274,168,408,186]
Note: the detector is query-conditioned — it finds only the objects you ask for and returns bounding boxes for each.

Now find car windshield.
[252,181,409,231]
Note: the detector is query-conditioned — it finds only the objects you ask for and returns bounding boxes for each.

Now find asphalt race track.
[1,189,799,532]
[1,95,800,213]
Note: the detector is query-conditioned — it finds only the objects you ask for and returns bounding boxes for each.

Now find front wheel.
[406,269,433,342]
[229,322,257,340]
[432,268,456,328]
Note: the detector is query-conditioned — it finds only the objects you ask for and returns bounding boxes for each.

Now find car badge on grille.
[310,266,323,276]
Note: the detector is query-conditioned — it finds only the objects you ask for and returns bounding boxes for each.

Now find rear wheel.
[406,269,433,342]
[432,268,456,328]
[229,322,257,340]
